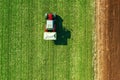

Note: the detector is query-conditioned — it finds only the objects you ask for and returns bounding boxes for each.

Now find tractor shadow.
[54,15,71,45]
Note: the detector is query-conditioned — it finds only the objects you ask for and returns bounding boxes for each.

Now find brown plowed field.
[96,0,120,80]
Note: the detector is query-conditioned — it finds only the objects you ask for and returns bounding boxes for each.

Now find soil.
[96,0,120,80]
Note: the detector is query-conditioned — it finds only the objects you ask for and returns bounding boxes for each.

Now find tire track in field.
[31,0,43,79]
[62,1,71,80]
[55,0,70,80]
[0,0,11,79]
[48,0,57,79]
[40,0,52,80]
[85,0,95,80]
[0,1,4,79]
[19,1,30,79]
[70,0,81,79]
[14,1,23,79]
[0,2,2,78]
[27,0,36,79]
[38,0,47,79]
[70,0,84,79]
[9,0,18,79]
[37,0,49,79]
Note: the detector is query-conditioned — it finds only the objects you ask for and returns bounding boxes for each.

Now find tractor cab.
[46,20,54,30]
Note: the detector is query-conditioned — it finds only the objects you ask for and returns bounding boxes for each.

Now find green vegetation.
[0,0,95,80]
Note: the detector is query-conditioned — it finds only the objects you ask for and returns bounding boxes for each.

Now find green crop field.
[0,0,95,80]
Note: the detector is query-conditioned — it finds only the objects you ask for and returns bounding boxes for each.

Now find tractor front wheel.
[45,13,48,19]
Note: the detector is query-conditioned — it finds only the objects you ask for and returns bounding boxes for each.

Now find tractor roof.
[48,14,53,20]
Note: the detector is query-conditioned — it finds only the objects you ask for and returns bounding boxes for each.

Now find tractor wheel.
[53,13,56,18]
[45,13,48,19]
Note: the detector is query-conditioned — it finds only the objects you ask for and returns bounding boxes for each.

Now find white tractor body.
[44,32,57,40]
